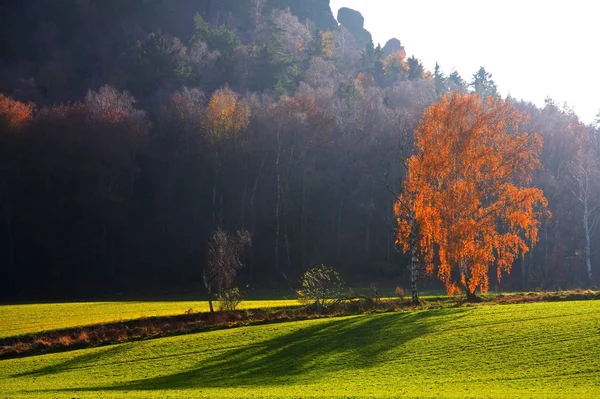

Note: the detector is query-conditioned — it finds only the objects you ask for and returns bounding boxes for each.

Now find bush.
[370,285,381,303]
[298,265,345,309]
[395,286,405,301]
[217,287,243,311]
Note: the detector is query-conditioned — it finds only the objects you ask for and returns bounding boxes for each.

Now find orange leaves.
[395,92,549,296]
[0,94,34,131]
[205,87,250,141]
[354,73,376,96]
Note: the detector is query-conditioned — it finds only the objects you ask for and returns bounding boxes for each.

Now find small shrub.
[370,285,381,303]
[395,286,405,301]
[298,265,345,310]
[217,287,243,311]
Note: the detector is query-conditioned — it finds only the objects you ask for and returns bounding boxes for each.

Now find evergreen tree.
[407,56,424,80]
[447,69,467,92]
[360,39,384,80]
[470,66,498,99]
[433,62,446,96]
[254,17,301,95]
[192,13,239,56]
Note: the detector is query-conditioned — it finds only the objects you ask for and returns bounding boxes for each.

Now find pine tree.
[447,70,466,92]
[433,62,446,96]
[470,66,498,99]
[407,56,424,80]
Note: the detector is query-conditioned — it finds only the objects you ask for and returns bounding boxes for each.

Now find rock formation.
[383,38,404,57]
[336,7,372,49]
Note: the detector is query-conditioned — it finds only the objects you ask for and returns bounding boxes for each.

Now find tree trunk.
[212,179,217,228]
[212,159,221,228]
[521,254,527,291]
[572,159,597,285]
[300,174,308,267]
[130,147,136,196]
[284,223,292,271]
[365,183,374,257]
[409,215,419,305]
[336,195,344,257]
[219,191,223,227]
[207,291,214,314]
[110,235,116,278]
[241,182,247,229]
[544,222,549,280]
[583,200,593,282]
[6,202,15,272]
[249,152,268,274]
[465,289,479,303]
[250,152,268,235]
[274,133,282,270]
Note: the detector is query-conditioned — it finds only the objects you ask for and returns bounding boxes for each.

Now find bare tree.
[204,228,252,313]
[570,149,600,283]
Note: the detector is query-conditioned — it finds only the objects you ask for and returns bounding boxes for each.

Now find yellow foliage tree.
[395,92,549,301]
[321,31,336,59]
[205,86,250,141]
[204,87,250,226]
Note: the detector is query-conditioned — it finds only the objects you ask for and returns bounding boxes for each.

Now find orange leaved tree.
[395,92,549,301]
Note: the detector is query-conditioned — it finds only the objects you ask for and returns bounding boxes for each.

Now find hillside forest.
[1,0,599,300]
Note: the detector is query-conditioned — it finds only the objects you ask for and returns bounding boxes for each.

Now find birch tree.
[570,148,600,283]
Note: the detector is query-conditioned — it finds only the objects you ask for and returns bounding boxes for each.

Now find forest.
[1,0,599,300]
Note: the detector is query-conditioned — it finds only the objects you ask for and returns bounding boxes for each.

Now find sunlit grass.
[0,288,447,339]
[1,300,599,398]
[0,299,301,338]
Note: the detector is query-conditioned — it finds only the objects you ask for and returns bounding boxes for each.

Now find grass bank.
[1,300,599,398]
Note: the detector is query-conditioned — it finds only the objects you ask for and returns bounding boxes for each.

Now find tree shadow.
[13,344,133,378]
[29,308,469,392]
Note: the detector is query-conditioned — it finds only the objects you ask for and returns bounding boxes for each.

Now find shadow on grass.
[27,308,469,392]
[14,344,134,378]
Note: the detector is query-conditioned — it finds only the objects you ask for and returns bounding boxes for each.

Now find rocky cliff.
[336,7,372,49]
[271,0,338,31]
[383,38,404,57]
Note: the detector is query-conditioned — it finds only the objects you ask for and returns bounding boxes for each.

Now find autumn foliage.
[205,86,250,140]
[395,92,549,298]
[383,49,408,76]
[0,94,34,130]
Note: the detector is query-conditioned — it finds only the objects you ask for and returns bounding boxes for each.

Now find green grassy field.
[0,299,301,338]
[1,300,599,398]
[0,288,447,338]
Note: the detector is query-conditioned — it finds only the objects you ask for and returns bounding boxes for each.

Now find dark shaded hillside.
[0,0,336,102]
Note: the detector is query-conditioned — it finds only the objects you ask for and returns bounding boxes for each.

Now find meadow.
[1,300,599,398]
[0,299,301,338]
[0,288,446,338]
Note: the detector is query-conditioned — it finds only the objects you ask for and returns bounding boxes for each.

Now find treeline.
[0,0,598,299]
